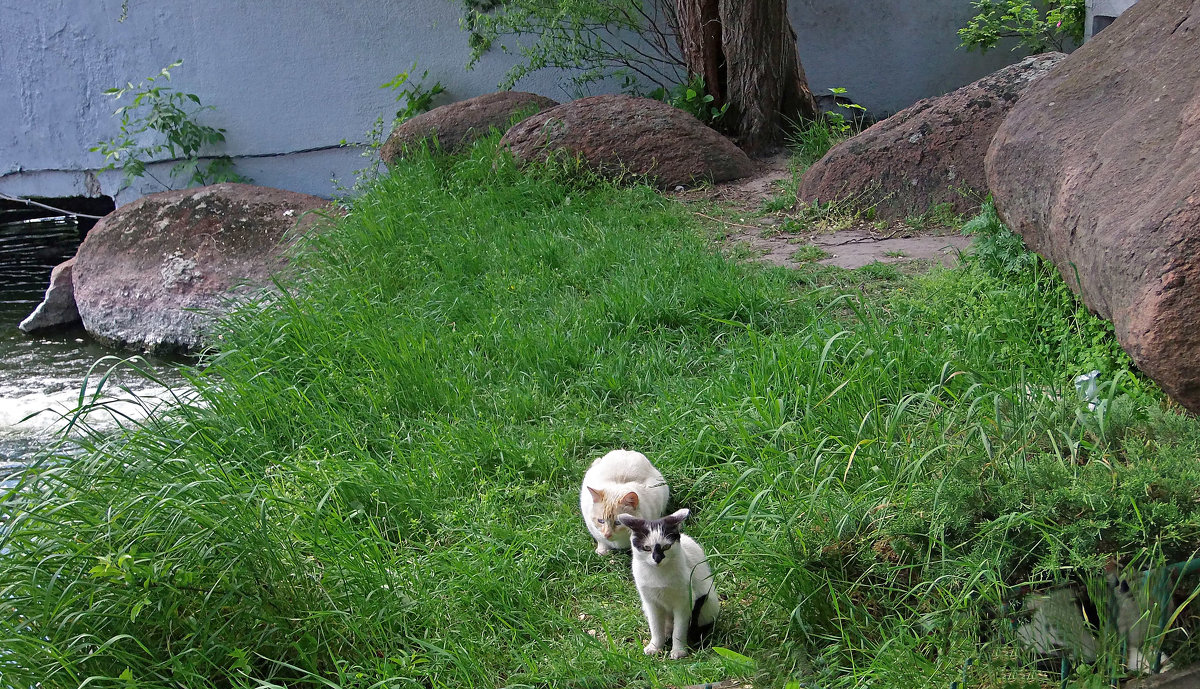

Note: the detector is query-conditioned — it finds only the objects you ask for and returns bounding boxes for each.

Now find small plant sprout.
[381,64,447,124]
[650,74,730,126]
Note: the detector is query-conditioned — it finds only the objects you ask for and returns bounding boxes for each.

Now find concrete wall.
[1087,0,1140,39]
[1,0,1025,205]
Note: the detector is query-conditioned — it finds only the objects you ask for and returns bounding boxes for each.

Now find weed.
[91,60,249,191]
[336,63,446,193]
[762,192,797,214]
[964,198,1037,276]
[883,249,907,258]
[650,74,729,126]
[791,244,830,263]
[381,63,447,124]
[857,260,902,280]
[787,88,868,167]
[784,193,877,233]
[904,201,963,231]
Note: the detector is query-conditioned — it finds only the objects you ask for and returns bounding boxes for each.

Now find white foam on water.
[0,382,193,438]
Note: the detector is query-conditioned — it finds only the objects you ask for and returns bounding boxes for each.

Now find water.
[0,218,187,491]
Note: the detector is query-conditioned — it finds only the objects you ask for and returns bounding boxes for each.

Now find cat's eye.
[596,518,605,524]
[641,545,651,552]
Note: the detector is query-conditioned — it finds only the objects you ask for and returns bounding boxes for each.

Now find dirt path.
[674,154,971,271]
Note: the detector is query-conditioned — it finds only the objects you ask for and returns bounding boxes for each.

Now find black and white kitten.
[617,509,719,659]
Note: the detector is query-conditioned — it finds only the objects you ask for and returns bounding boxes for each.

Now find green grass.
[786,112,863,169]
[3,139,1200,689]
[790,244,830,264]
[904,201,963,232]
[855,261,902,281]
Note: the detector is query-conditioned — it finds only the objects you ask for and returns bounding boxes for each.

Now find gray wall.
[1087,0,1140,39]
[2,0,1025,206]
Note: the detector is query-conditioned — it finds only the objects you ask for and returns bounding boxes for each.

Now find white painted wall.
[1,0,1023,205]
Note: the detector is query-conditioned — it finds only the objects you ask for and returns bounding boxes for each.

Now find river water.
[0,218,185,491]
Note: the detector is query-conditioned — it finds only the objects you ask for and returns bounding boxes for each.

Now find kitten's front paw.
[669,647,689,660]
[595,542,611,555]
[643,643,660,655]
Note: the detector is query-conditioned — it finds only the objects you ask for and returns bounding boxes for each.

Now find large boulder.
[798,53,1066,222]
[72,183,332,353]
[499,95,755,189]
[19,257,80,332]
[380,91,558,164]
[986,0,1200,412]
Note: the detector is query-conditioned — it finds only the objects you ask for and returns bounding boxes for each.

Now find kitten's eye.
[596,518,605,524]
[641,545,652,552]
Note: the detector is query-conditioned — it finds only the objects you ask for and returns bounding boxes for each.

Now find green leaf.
[712,646,757,668]
[131,596,150,622]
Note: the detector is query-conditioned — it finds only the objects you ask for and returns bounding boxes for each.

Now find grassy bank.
[3,140,1199,688]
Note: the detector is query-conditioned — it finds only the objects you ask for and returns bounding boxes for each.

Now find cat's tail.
[687,594,716,647]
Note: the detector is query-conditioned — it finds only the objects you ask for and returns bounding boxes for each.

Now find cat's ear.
[587,486,605,502]
[663,508,690,526]
[619,491,639,509]
[617,514,647,533]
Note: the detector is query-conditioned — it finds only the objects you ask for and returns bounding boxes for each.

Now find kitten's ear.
[663,508,690,526]
[619,491,639,509]
[617,514,647,533]
[587,486,605,502]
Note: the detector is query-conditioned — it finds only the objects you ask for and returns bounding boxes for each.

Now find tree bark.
[674,0,817,154]
[674,0,724,104]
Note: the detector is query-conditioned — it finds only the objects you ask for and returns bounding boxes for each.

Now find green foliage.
[823,87,868,135]
[959,0,1086,53]
[904,201,963,231]
[90,60,249,190]
[856,260,902,280]
[963,198,1037,275]
[787,88,867,166]
[3,139,1198,688]
[460,0,684,93]
[790,244,830,263]
[956,201,1134,377]
[337,64,446,194]
[649,74,729,126]
[380,64,447,124]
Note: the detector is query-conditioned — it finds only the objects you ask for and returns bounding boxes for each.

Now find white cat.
[1013,568,1173,674]
[617,508,719,659]
[579,450,669,555]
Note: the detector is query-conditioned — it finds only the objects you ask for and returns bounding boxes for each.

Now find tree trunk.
[674,0,817,154]
[674,0,724,104]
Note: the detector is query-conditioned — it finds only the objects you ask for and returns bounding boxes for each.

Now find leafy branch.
[90,60,249,191]
[959,0,1085,54]
[460,0,685,94]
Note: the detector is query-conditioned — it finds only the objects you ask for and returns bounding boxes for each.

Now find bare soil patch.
[674,153,971,271]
